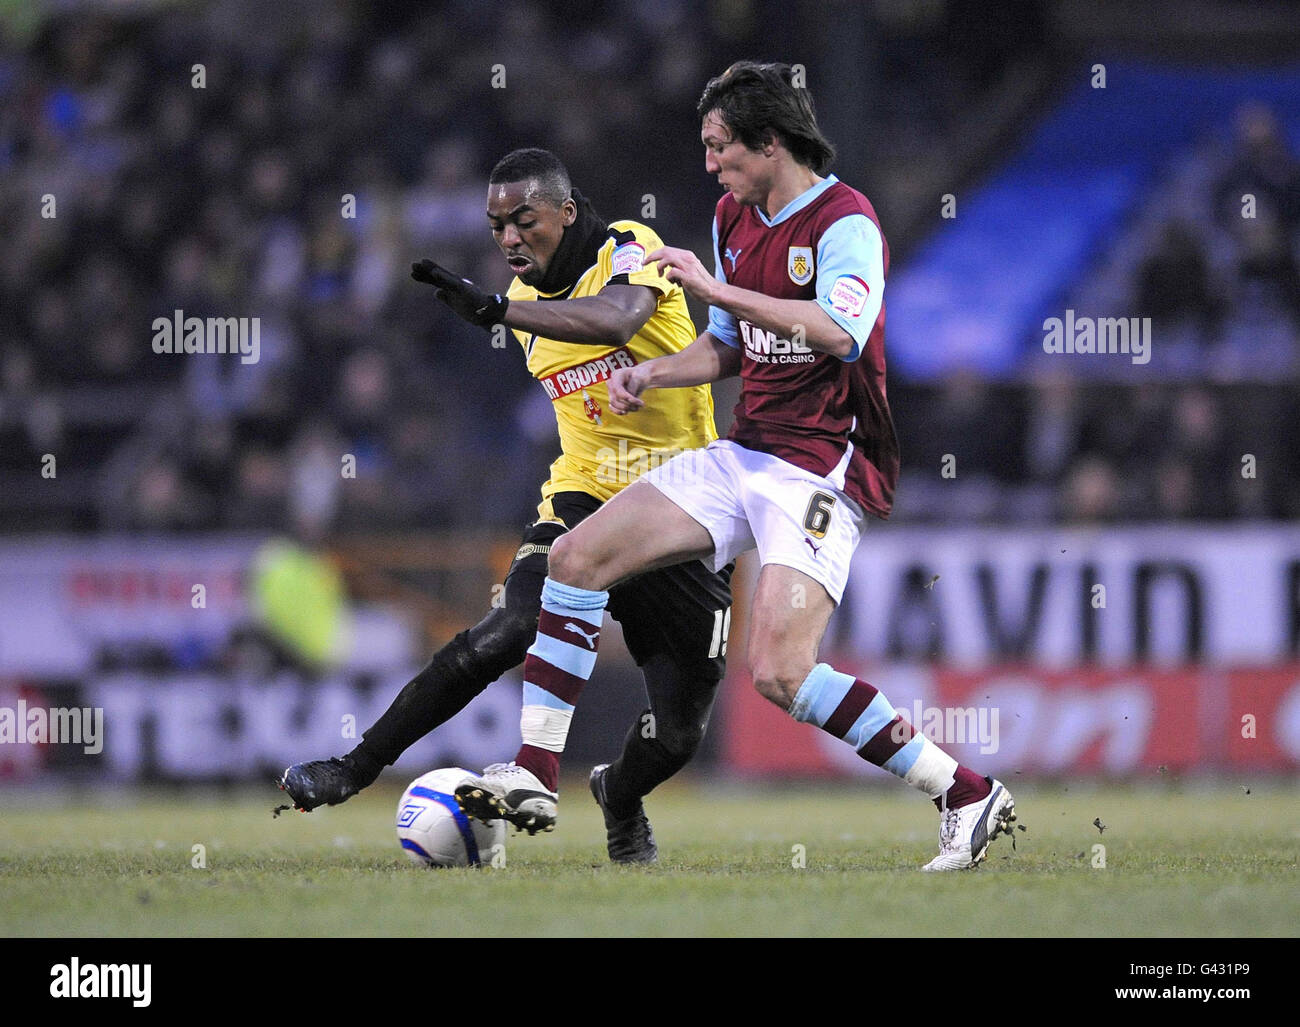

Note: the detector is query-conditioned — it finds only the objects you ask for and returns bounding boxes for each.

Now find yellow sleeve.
[602,220,676,298]
[506,279,533,352]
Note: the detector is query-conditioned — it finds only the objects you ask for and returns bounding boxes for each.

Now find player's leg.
[455,479,716,830]
[277,519,560,811]
[588,655,719,863]
[458,444,748,831]
[547,477,720,592]
[737,446,1015,869]
[589,560,733,862]
[748,562,1016,871]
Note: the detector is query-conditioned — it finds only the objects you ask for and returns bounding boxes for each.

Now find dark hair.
[696,61,835,173]
[488,148,572,207]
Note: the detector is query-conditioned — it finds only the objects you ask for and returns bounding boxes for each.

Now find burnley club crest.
[788,246,814,285]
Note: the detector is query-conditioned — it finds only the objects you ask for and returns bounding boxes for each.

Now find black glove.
[411,259,508,328]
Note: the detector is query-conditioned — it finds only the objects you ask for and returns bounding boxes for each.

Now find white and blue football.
[396,767,504,868]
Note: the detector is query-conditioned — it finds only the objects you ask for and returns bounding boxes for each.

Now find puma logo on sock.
[563,622,600,649]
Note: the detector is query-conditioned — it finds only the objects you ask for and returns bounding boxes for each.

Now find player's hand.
[608,364,653,414]
[646,246,717,304]
[411,259,508,328]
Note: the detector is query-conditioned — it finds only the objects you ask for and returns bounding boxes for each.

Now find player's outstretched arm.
[647,244,857,358]
[608,332,740,414]
[412,259,656,347]
[502,284,658,347]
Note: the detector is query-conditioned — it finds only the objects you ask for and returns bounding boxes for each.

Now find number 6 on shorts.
[802,491,836,539]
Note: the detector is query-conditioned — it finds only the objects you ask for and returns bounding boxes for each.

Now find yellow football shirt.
[507,219,717,520]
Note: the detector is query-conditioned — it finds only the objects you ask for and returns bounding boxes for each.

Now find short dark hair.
[488,148,572,207]
[696,61,835,173]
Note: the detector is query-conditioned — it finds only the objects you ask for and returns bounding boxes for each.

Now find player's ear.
[561,197,577,227]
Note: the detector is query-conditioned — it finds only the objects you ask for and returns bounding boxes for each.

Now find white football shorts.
[640,438,865,604]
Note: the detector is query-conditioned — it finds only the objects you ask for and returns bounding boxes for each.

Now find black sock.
[349,627,516,772]
[602,655,718,819]
[602,717,674,819]
[343,747,385,789]
[345,530,549,783]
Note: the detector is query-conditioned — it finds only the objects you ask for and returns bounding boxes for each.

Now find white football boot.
[921,777,1017,871]
[455,762,558,835]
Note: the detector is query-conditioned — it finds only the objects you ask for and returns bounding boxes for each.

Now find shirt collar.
[755,174,838,227]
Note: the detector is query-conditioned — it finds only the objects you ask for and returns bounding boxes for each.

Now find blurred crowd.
[0,0,1290,534]
[1070,101,1300,382]
[1147,104,1300,344]
[1001,98,1300,523]
[895,375,1299,523]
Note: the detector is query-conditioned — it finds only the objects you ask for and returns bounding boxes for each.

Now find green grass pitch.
[1,779,1295,937]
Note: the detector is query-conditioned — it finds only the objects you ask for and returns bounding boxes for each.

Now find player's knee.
[547,531,603,590]
[467,604,537,668]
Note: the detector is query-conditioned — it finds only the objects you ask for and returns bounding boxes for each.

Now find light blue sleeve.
[706,215,740,348]
[815,214,885,362]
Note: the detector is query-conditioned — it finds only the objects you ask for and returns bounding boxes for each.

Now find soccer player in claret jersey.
[463,63,1017,870]
[280,149,734,863]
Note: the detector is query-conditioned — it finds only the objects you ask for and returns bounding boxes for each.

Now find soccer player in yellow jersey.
[280,149,732,863]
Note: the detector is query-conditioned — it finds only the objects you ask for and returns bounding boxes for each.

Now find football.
[395,768,505,868]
